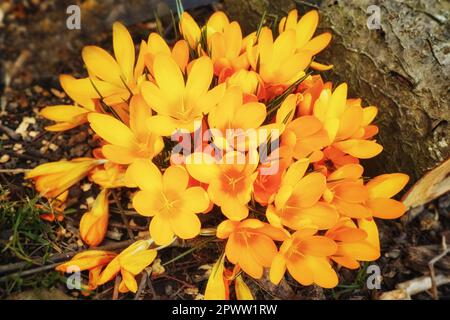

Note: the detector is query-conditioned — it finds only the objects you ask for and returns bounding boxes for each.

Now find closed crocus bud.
[80,189,109,247]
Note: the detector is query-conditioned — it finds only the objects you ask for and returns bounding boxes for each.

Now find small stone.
[86,197,95,206]
[81,183,92,192]
[0,154,10,163]
[48,143,58,151]
[50,88,66,99]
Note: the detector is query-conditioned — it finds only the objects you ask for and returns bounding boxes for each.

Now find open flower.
[266,158,339,230]
[97,240,157,293]
[128,160,209,245]
[80,189,109,247]
[325,218,380,269]
[323,163,372,218]
[186,151,259,221]
[142,54,225,135]
[207,86,266,151]
[247,27,312,94]
[56,250,117,291]
[270,228,338,288]
[26,158,103,199]
[88,94,163,166]
[278,10,332,70]
[217,219,288,279]
[365,173,409,219]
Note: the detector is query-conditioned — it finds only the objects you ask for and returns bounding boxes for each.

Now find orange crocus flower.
[88,94,164,166]
[325,218,380,269]
[80,189,109,247]
[26,158,103,199]
[97,240,157,293]
[89,162,129,189]
[278,10,332,70]
[186,151,259,221]
[217,219,288,279]
[323,164,372,218]
[365,173,409,219]
[266,158,339,230]
[270,228,338,288]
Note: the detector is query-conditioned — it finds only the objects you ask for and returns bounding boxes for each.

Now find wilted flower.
[97,240,157,293]
[26,158,103,199]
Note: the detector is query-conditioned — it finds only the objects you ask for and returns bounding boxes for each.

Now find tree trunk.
[223,0,450,186]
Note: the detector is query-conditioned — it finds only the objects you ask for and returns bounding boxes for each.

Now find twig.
[0,263,60,282]
[112,191,135,240]
[379,274,450,300]
[0,169,30,174]
[428,236,449,299]
[112,274,121,300]
[0,122,20,141]
[134,270,149,300]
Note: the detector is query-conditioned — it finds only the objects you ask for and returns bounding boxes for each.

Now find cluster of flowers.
[27,8,409,298]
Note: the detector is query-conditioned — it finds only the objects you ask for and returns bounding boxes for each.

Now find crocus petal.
[163,165,189,195]
[170,211,201,240]
[150,214,174,245]
[132,190,164,217]
[333,139,383,159]
[120,269,137,293]
[185,153,220,183]
[82,46,122,87]
[305,256,338,288]
[180,187,210,213]
[88,113,136,148]
[185,56,213,106]
[367,198,407,219]
[303,32,332,55]
[269,253,287,285]
[120,249,157,275]
[205,254,228,300]
[235,275,254,300]
[366,173,409,199]
[295,10,318,49]
[153,53,185,100]
[102,145,137,164]
[286,254,313,286]
[113,22,135,83]
[298,236,337,256]
[126,159,162,193]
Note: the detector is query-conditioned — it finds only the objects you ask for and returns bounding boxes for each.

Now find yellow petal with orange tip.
[269,253,287,285]
[82,46,123,87]
[150,214,174,245]
[235,275,254,300]
[328,163,364,181]
[367,198,407,219]
[333,139,383,159]
[153,53,185,99]
[88,113,136,148]
[112,22,135,84]
[205,254,228,300]
[298,236,337,256]
[295,10,319,49]
[305,256,338,288]
[132,190,164,217]
[366,173,409,199]
[125,159,162,193]
[310,61,333,71]
[303,32,332,55]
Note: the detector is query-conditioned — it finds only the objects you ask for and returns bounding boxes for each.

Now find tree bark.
[223,0,450,184]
